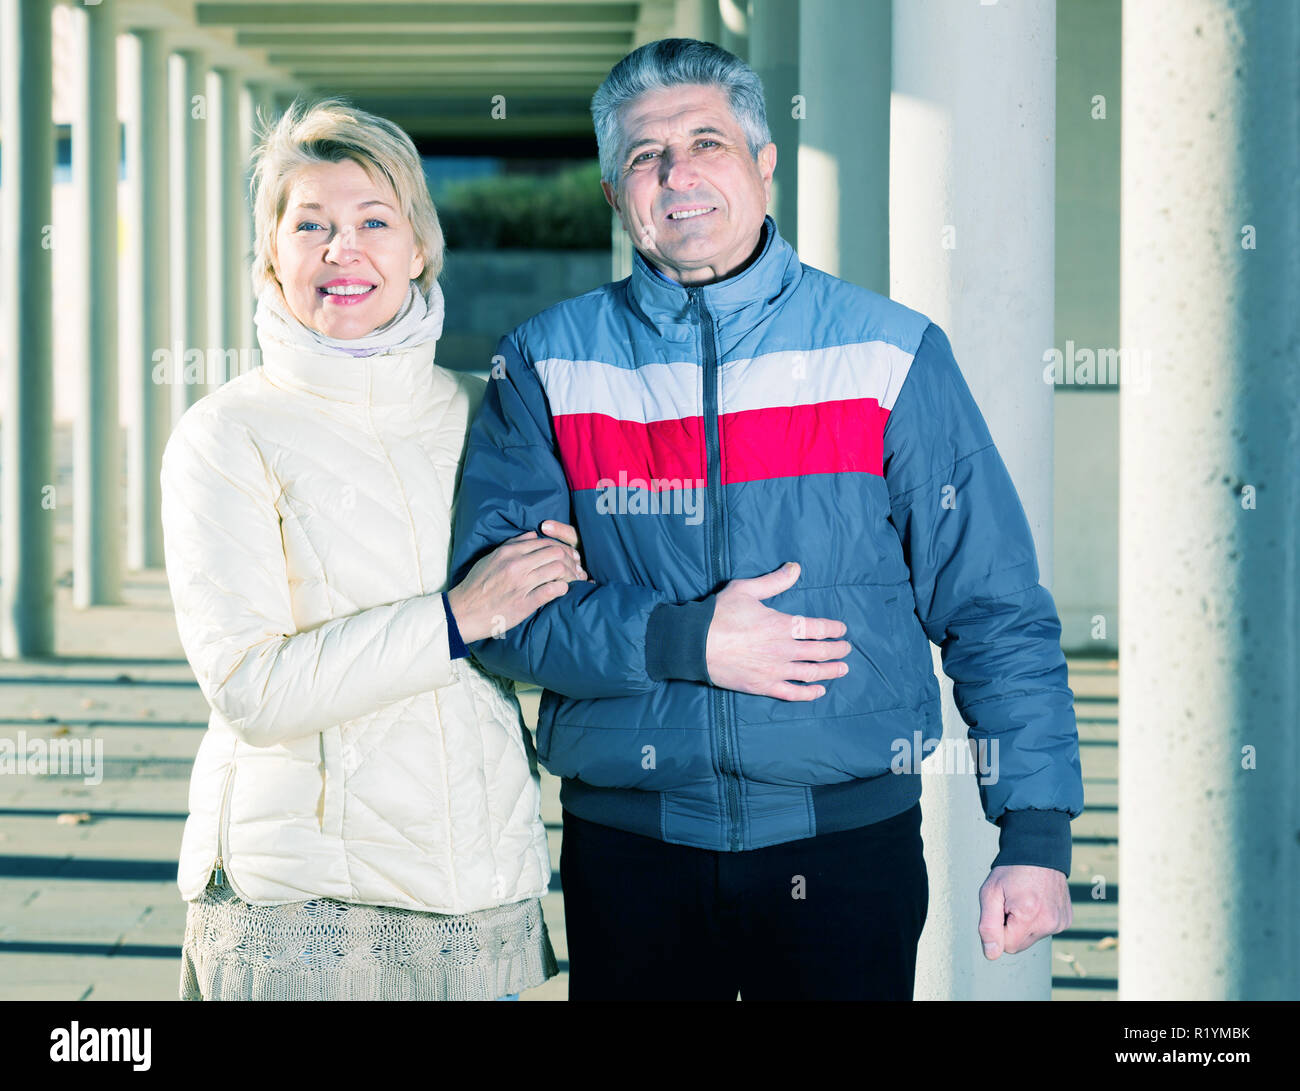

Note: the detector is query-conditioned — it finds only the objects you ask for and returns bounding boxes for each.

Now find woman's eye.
[295,221,322,232]
[363,218,387,229]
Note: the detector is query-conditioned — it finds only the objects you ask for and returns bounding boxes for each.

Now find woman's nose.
[325,225,358,262]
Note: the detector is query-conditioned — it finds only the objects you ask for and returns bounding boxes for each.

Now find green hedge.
[434,161,611,250]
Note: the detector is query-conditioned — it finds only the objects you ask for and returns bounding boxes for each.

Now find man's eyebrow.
[624,126,729,156]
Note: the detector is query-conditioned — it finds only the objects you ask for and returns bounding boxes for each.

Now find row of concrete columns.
[1,0,281,653]
[651,0,1299,1000]
[2,0,1294,1000]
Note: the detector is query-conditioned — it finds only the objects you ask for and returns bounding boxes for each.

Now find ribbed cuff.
[991,809,1073,876]
[644,596,717,683]
[441,592,470,660]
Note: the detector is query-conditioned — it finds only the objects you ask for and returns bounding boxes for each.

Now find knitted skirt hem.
[177,886,558,1002]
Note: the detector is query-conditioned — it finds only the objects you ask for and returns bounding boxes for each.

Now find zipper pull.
[212,857,226,888]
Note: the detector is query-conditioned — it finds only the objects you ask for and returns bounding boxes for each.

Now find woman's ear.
[409,247,426,282]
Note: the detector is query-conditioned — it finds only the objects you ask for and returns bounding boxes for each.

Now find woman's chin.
[314,311,375,342]
[310,297,404,342]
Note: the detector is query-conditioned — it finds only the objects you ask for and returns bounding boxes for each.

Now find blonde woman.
[161,99,583,1001]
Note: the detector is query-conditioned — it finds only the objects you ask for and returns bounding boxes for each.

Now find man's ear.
[758,142,777,199]
[600,179,621,216]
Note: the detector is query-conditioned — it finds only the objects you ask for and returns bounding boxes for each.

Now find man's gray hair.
[591,38,772,186]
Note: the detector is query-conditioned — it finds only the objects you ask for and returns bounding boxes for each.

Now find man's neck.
[646,224,767,287]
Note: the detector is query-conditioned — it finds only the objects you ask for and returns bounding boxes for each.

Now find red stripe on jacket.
[552,398,891,491]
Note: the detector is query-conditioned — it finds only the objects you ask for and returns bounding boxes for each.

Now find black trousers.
[560,801,928,1001]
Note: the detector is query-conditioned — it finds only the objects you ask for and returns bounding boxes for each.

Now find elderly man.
[450,38,1083,1001]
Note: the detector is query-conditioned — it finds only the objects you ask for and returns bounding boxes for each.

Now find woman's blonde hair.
[249,97,443,295]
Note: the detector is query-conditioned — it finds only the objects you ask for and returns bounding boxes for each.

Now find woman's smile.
[317,277,378,306]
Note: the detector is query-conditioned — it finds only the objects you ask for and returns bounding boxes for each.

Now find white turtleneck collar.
[253,277,451,407]
[258,332,447,407]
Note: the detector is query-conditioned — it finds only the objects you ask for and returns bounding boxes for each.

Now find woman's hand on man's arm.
[445,520,586,643]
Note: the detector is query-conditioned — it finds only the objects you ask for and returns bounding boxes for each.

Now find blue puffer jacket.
[450,216,1083,874]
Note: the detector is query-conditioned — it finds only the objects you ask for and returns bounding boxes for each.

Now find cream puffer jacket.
[160,332,550,914]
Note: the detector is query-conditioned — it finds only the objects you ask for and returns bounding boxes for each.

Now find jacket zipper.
[212,761,236,889]
[317,732,328,832]
[689,287,743,852]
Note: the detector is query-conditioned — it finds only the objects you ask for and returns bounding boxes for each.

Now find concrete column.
[1052,0,1121,654]
[891,0,1058,1001]
[125,29,169,570]
[1118,0,1299,1001]
[748,0,798,248]
[71,0,122,607]
[719,0,748,59]
[674,0,721,43]
[239,80,260,368]
[1,0,55,656]
[169,48,208,420]
[208,67,245,385]
[245,82,280,364]
[798,0,890,294]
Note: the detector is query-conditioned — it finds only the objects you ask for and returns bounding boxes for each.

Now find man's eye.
[696,140,719,149]
[631,150,659,165]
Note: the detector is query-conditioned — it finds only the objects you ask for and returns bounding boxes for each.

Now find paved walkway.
[0,567,1116,1001]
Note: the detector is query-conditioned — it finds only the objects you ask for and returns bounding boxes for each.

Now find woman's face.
[272,158,425,340]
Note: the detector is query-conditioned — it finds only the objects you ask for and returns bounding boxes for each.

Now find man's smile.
[664,204,717,220]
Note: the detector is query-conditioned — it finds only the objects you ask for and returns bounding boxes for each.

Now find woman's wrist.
[444,584,481,645]
[440,592,471,659]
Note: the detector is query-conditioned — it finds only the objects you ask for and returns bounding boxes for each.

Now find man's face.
[602,83,776,286]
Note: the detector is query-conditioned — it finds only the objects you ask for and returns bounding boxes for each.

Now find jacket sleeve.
[160,402,459,750]
[883,322,1084,877]
[450,331,687,698]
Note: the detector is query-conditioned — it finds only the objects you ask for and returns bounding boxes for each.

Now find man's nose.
[660,146,700,188]
[325,225,358,262]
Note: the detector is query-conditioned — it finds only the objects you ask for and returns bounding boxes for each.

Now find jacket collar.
[626,215,803,345]
[257,331,446,407]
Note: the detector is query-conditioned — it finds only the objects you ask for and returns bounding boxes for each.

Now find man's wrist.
[645,596,718,683]
[991,809,1073,876]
